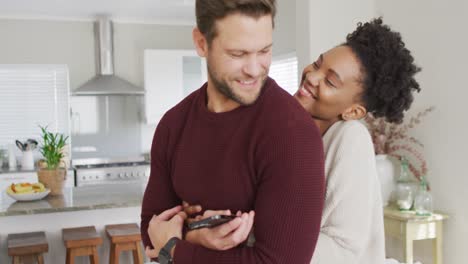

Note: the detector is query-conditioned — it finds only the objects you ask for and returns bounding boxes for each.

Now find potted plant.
[37,126,69,195]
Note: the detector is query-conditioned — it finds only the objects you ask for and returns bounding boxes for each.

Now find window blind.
[269,54,298,95]
[0,65,70,148]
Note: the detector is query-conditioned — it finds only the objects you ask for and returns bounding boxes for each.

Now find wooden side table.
[384,206,449,264]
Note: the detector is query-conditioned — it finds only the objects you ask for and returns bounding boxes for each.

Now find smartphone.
[187,215,237,230]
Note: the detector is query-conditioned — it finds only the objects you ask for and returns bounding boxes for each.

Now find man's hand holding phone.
[187,214,238,230]
[182,202,255,251]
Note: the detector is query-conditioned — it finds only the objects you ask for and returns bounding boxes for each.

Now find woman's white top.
[311,120,385,264]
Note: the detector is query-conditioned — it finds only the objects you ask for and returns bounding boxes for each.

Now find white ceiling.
[0,0,196,25]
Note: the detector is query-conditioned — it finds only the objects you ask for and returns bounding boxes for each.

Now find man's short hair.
[196,0,276,46]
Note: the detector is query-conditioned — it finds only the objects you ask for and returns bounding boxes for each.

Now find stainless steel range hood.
[73,17,144,96]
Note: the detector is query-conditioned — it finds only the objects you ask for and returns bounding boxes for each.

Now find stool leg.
[112,244,121,264]
[132,242,144,264]
[13,256,21,264]
[109,243,115,264]
[12,256,21,264]
[66,248,75,264]
[90,246,99,264]
[37,254,44,264]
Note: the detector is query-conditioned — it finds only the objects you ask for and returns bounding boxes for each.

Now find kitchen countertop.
[0,183,146,217]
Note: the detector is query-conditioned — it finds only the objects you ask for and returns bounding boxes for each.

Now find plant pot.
[375,154,396,206]
[37,168,66,196]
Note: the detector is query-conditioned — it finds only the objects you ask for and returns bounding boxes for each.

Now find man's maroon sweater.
[141,78,325,263]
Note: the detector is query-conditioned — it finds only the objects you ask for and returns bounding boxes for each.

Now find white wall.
[0,19,195,91]
[0,20,95,92]
[376,1,468,263]
[296,0,312,76]
[273,0,296,57]
[295,0,376,78]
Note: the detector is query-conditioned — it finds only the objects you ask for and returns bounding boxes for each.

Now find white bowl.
[6,189,50,201]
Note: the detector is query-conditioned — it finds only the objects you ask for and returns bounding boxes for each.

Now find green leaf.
[38,125,68,170]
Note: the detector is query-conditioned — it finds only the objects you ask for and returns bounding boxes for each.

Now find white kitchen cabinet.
[143,49,207,124]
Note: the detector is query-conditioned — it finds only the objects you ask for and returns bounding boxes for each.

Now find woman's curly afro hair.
[345,17,421,123]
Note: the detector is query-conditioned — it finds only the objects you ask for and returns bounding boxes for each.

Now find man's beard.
[207,63,267,106]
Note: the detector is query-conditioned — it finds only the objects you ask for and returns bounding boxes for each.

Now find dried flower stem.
[365,106,434,181]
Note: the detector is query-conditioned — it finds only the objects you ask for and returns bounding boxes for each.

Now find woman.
[294,17,420,263]
[163,17,421,263]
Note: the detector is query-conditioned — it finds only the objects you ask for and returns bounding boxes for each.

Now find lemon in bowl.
[6,182,50,201]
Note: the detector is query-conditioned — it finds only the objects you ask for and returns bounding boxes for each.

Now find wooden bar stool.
[7,231,48,264]
[105,223,143,264]
[63,226,103,264]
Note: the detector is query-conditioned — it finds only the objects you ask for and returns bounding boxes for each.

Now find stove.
[73,157,150,187]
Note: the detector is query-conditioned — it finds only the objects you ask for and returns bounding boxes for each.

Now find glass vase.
[396,157,414,210]
[414,176,433,216]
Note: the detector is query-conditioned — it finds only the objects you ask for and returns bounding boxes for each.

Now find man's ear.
[193,28,208,58]
[341,104,367,121]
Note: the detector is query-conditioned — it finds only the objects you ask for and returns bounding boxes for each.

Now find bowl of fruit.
[6,182,50,201]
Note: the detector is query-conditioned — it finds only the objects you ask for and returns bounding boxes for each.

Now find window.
[0,65,70,147]
[269,53,298,95]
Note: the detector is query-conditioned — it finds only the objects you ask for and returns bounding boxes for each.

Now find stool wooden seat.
[105,223,143,264]
[7,231,48,264]
[63,226,103,264]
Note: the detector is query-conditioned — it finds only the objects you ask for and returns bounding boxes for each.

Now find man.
[141,0,325,263]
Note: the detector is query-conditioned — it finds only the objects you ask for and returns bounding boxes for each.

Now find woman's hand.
[145,205,187,259]
[182,201,203,217]
[185,209,255,251]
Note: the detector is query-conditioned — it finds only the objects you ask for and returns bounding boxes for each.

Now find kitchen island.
[0,183,150,263]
